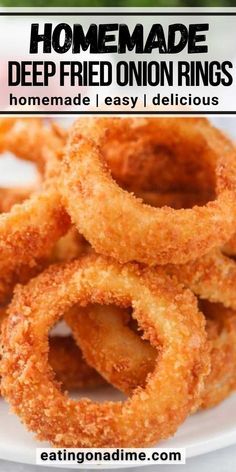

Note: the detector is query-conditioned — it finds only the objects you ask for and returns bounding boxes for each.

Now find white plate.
[0,391,236,468]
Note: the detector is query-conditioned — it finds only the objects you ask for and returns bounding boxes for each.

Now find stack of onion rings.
[0,116,236,449]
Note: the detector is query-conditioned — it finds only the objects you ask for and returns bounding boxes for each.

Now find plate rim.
[1,396,236,469]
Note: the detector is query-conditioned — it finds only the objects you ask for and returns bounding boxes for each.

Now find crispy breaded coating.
[67,299,236,409]
[61,118,236,265]
[1,255,209,447]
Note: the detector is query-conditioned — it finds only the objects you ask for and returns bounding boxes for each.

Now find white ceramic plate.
[0,391,236,468]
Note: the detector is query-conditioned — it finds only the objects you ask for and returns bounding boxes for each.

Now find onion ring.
[0,186,91,390]
[102,117,217,194]
[0,118,70,303]
[0,186,36,213]
[199,300,236,409]
[66,304,156,394]
[0,187,70,303]
[167,249,236,310]
[116,193,236,311]
[136,190,236,262]
[0,186,84,268]
[0,307,104,394]
[49,336,105,391]
[1,255,209,447]
[66,300,236,410]
[0,118,64,172]
[135,190,214,209]
[62,118,236,265]
[223,234,236,257]
[50,227,90,263]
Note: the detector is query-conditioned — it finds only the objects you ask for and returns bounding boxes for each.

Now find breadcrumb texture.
[167,249,236,310]
[0,118,64,172]
[103,117,217,194]
[66,304,156,394]
[61,118,236,265]
[0,187,37,213]
[1,307,103,394]
[67,298,236,410]
[1,255,209,447]
[49,336,105,391]
[0,118,70,303]
[199,300,236,409]
[0,187,70,303]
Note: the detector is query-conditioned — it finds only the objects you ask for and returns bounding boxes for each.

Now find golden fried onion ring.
[199,300,236,409]
[106,191,236,311]
[0,119,70,303]
[167,249,236,310]
[62,118,236,265]
[135,189,213,209]
[49,336,105,391]
[0,187,70,303]
[102,117,217,194]
[0,118,63,172]
[66,304,156,394]
[1,255,209,447]
[0,307,103,393]
[0,186,37,213]
[66,300,236,410]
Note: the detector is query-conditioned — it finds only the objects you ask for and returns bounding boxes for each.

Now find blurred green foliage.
[2,0,236,6]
